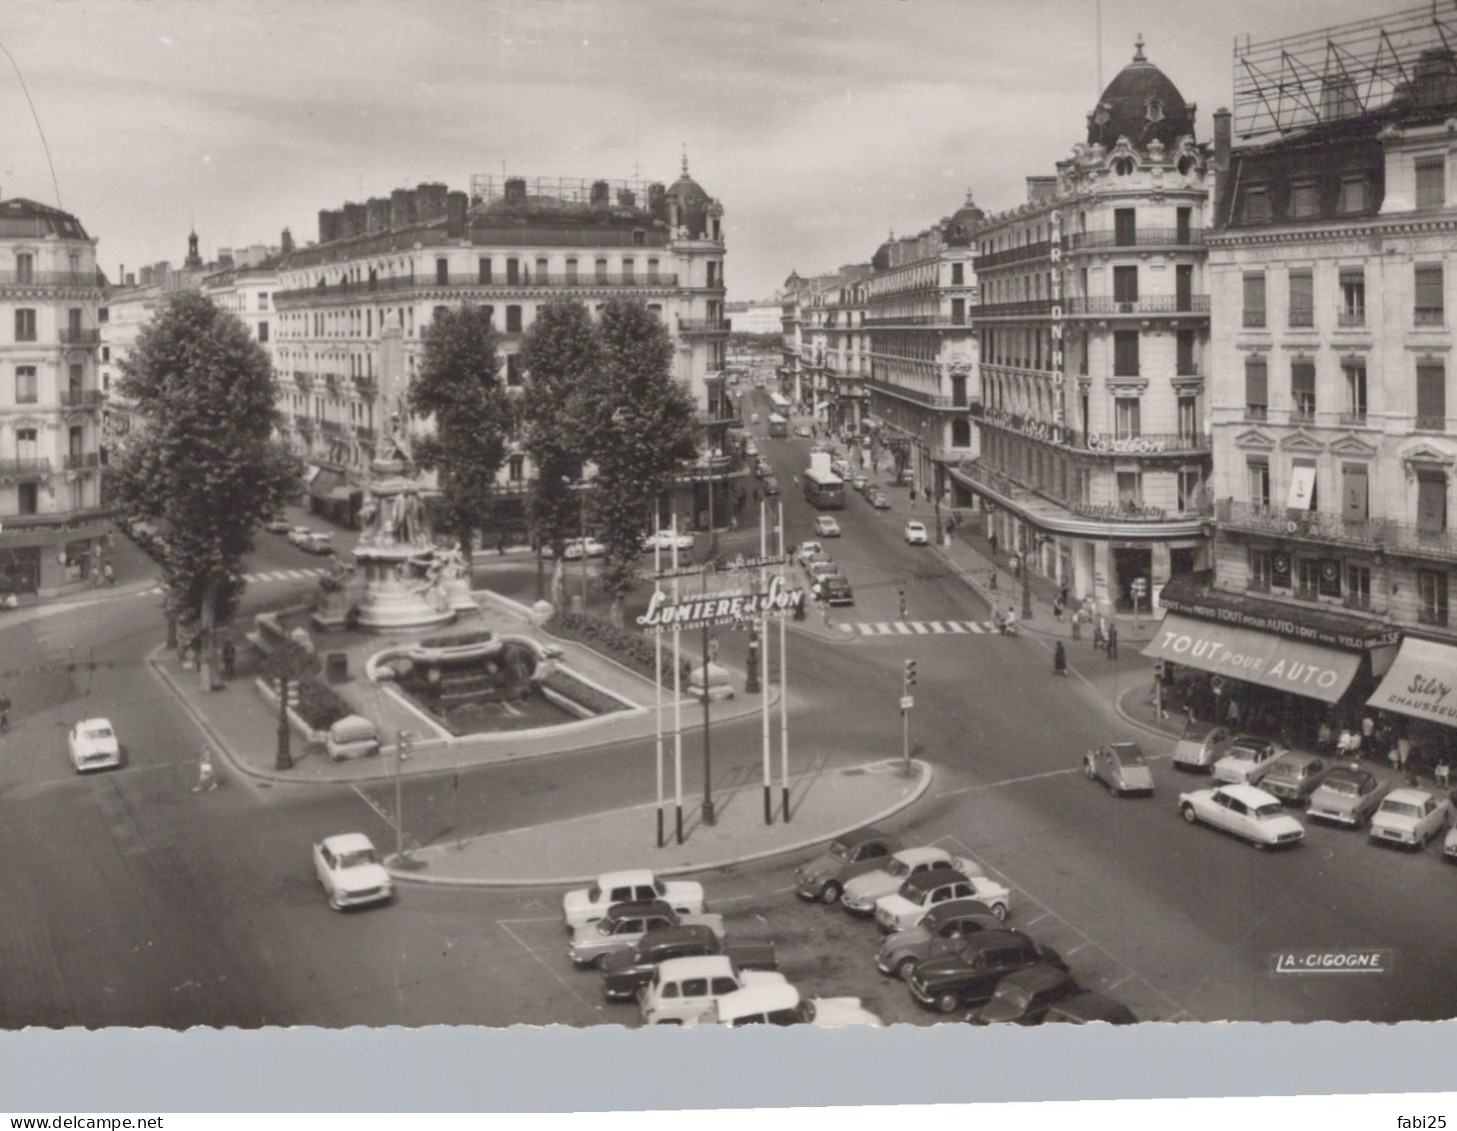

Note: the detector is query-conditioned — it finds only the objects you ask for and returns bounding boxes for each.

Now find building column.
[1092,540,1113,617]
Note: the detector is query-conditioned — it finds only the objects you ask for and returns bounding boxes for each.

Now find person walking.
[192,747,219,793]
[0,688,10,733]
[1052,595,1064,623]
[989,531,999,558]
[221,639,237,680]
[103,560,115,586]
[1107,623,1118,659]
[897,588,908,622]
[1053,641,1068,676]
[1070,608,1082,641]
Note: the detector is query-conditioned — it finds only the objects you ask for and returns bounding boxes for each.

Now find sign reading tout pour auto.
[637,575,805,633]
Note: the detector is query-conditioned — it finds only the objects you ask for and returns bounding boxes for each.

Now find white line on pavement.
[1107,972,1137,991]
[873,622,892,635]
[497,921,600,1014]
[893,622,913,635]
[928,622,946,634]
[945,621,966,634]
[910,622,929,635]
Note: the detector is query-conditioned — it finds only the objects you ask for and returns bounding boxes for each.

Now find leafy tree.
[579,300,697,626]
[112,291,299,681]
[519,299,596,606]
[408,302,511,555]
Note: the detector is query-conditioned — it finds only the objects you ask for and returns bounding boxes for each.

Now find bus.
[767,412,789,438]
[769,392,792,414]
[803,468,845,510]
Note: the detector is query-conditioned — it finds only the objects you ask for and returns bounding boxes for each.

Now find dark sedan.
[907,930,1068,1014]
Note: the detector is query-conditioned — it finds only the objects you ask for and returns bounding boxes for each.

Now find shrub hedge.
[418,629,495,649]
[538,669,628,716]
[544,610,676,684]
[294,676,353,732]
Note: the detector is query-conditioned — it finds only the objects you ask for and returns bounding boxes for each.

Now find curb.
[1112,683,1187,744]
[387,758,936,888]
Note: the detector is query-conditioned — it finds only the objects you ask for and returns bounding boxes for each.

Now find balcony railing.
[0,270,102,289]
[1065,296,1210,316]
[1066,229,1205,251]
[1416,415,1448,431]
[1287,307,1315,328]
[0,457,52,475]
[319,419,344,435]
[1291,407,1317,424]
[58,328,100,346]
[1216,498,1457,560]
[677,319,731,336]
[976,299,1055,318]
[1415,307,1445,327]
[59,389,105,408]
[1245,405,1268,421]
[864,376,966,410]
[64,452,100,470]
[274,272,681,306]
[1082,431,1210,454]
[1336,307,1366,328]
[863,314,969,327]
[1338,410,1368,426]
[973,240,1054,272]
[953,459,1185,524]
[1242,309,1266,328]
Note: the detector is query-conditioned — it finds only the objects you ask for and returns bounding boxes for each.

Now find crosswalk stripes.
[852,619,994,637]
[134,567,328,597]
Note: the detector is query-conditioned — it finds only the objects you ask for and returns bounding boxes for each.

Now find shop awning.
[1142,613,1361,703]
[1366,637,1457,726]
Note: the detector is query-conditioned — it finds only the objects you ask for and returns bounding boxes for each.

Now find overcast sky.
[0,0,1387,302]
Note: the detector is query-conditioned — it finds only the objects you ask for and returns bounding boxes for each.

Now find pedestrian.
[221,639,237,680]
[1096,614,1108,649]
[1053,641,1068,676]
[1058,584,1069,608]
[1107,623,1118,659]
[1052,596,1064,622]
[0,688,10,733]
[897,588,908,621]
[989,531,999,558]
[1070,608,1081,641]
[1011,554,1022,580]
[103,560,115,586]
[192,748,219,793]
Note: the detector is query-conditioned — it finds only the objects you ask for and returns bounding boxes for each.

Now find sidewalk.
[390,757,933,886]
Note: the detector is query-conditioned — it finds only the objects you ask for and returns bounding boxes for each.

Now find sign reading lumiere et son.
[638,575,805,633]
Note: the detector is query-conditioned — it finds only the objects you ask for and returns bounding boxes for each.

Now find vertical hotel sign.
[1050,208,1065,431]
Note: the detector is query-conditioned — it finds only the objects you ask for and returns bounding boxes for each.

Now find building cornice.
[1209,212,1457,249]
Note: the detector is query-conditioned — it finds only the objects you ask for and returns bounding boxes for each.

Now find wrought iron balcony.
[1336,307,1366,328]
[975,299,1056,318]
[1082,431,1210,454]
[64,451,100,470]
[1415,307,1445,327]
[0,457,52,475]
[677,318,731,336]
[1066,229,1205,252]
[973,240,1055,272]
[0,270,102,289]
[273,271,680,306]
[863,314,970,327]
[1287,307,1315,328]
[864,376,966,410]
[1245,405,1268,421]
[58,328,100,346]
[1215,498,1457,561]
[59,389,105,408]
[1066,295,1210,316]
[1242,309,1266,328]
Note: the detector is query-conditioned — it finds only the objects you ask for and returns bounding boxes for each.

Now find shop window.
[1419,569,1450,626]
[1248,548,1272,592]
[1244,357,1268,420]
[1417,361,1446,430]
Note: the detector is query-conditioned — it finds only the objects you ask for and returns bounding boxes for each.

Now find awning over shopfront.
[1366,637,1457,726]
[1142,613,1362,703]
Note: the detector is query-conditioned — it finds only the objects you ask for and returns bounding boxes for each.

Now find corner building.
[960,40,1213,614]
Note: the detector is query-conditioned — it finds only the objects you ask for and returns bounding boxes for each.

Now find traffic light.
[903,659,917,688]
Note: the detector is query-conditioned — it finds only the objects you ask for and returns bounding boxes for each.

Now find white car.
[562,869,706,931]
[793,426,812,439]
[1178,783,1305,849]
[1444,824,1457,864]
[313,833,394,911]
[67,718,121,773]
[642,530,695,553]
[640,955,785,1025]
[299,530,334,555]
[1212,735,1284,785]
[563,537,607,560]
[286,526,314,547]
[713,983,884,1028]
[904,521,929,545]
[264,515,292,533]
[841,847,984,916]
[1368,788,1452,850]
[874,870,1011,932]
[796,540,824,565]
[744,441,759,457]
[813,516,841,538]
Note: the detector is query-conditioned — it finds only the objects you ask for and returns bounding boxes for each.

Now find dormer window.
[1112,156,1135,177]
[1243,187,1272,224]
[1145,98,1165,123]
[1338,175,1370,214]
[1177,154,1198,177]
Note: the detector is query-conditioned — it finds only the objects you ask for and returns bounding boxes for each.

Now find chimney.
[1213,106,1232,223]
[647,183,667,220]
[446,191,468,238]
[503,177,527,205]
[617,188,636,209]
[318,209,341,244]
[118,263,125,287]
[366,196,390,234]
[1025,176,1058,206]
[590,180,610,207]
[416,182,448,220]
[390,189,416,227]
[342,202,367,238]
[281,227,295,254]
[126,273,135,286]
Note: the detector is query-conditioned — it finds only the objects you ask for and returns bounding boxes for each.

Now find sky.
[0,0,1394,303]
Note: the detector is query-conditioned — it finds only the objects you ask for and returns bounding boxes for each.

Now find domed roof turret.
[1086,36,1194,150]
[666,150,709,205]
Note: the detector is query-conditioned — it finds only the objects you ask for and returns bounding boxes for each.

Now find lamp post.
[394,729,414,863]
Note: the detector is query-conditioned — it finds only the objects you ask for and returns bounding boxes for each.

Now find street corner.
[1113,679,1186,742]
[384,757,934,888]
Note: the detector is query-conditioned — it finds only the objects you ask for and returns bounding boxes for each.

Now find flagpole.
[671,513,684,844]
[760,499,772,825]
[778,499,790,822]
[654,514,664,848]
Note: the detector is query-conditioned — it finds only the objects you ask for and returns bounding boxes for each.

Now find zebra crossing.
[138,567,329,596]
[850,619,997,637]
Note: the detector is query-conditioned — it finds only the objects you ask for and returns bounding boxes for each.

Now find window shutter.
[1415,265,1444,314]
[1245,358,1268,405]
[1291,360,1316,400]
[1342,464,1368,522]
[1417,362,1446,425]
[1243,273,1266,310]
[1417,472,1447,531]
[1288,271,1313,312]
[1416,159,1445,210]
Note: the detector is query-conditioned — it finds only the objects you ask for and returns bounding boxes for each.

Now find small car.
[1044,991,1138,1025]
[1259,752,1329,805]
[817,576,854,606]
[1368,788,1452,849]
[762,475,781,497]
[562,869,706,931]
[904,521,929,545]
[1083,742,1153,796]
[599,925,776,1003]
[744,441,759,457]
[1171,722,1231,773]
[841,847,983,916]
[908,930,1068,1013]
[562,537,607,560]
[286,525,314,547]
[754,458,772,478]
[813,515,841,538]
[875,869,1010,932]
[568,901,724,969]
[869,490,891,509]
[1444,824,1457,864]
[808,560,841,585]
[713,983,884,1028]
[832,459,851,480]
[794,827,902,904]
[1179,783,1305,849]
[793,425,812,439]
[876,899,1004,980]
[325,715,381,762]
[1212,735,1285,785]
[1307,766,1388,828]
[313,833,393,911]
[899,467,917,485]
[299,530,334,555]
[264,515,292,533]
[796,540,825,565]
[67,718,121,773]
[639,955,786,1025]
[642,530,695,553]
[750,413,760,425]
[964,965,1080,1026]
[852,474,868,493]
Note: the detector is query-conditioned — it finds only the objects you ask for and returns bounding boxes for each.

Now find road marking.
[497,921,599,1014]
[873,622,893,635]
[893,622,913,635]
[910,622,929,635]
[927,622,946,634]
[934,763,1084,800]
[1107,972,1137,991]
[350,783,397,833]
[1023,912,1050,927]
[944,621,966,634]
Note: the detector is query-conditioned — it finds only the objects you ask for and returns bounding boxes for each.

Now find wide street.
[3,384,1455,1029]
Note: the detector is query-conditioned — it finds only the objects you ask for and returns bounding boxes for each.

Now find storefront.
[0,514,111,597]
[1365,637,1457,768]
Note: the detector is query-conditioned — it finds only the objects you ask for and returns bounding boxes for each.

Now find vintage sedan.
[568,901,724,969]
[313,833,393,911]
[1179,783,1305,849]
[713,983,884,1029]
[285,525,315,547]
[794,827,902,904]
[299,530,334,555]
[562,869,705,931]
[1259,752,1329,805]
[1212,735,1285,785]
[264,515,292,533]
[869,490,891,509]
[817,576,855,607]
[67,718,122,773]
[1368,788,1452,850]
[796,540,825,566]
[964,965,1080,1026]
[793,425,812,439]
[903,521,929,546]
[875,900,1004,980]
[907,931,1068,1014]
[875,870,1011,933]
[841,847,982,916]
[813,515,841,538]
[1082,742,1154,796]
[562,537,607,561]
[851,474,869,493]
[639,955,786,1025]
[599,925,776,1003]
[1307,766,1388,828]
[1171,723,1232,773]
[642,530,695,553]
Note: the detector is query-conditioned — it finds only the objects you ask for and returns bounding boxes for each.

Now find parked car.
[875,869,1010,932]
[325,715,380,763]
[852,474,868,493]
[312,833,393,912]
[899,467,916,485]
[299,530,334,555]
[808,560,842,585]
[1082,742,1154,796]
[1172,722,1231,773]
[841,847,983,916]
[264,515,292,533]
[1444,823,1457,864]
[875,899,1004,980]
[796,540,825,565]
[794,827,902,904]
[642,530,695,553]
[762,475,780,497]
[817,575,855,607]
[754,457,772,478]
[813,515,841,538]
[1044,991,1138,1025]
[639,955,786,1025]
[964,965,1081,1025]
[1212,735,1285,785]
[1179,783,1305,849]
[831,459,851,480]
[562,869,706,931]
[1368,788,1452,849]
[1307,766,1388,828]
[67,717,121,773]
[802,550,833,576]
[562,537,607,560]
[744,441,759,457]
[907,930,1068,1014]
[904,521,929,545]
[869,490,891,509]
[793,425,812,439]
[713,983,884,1029]
[568,900,723,969]
[599,925,776,1003]
[286,526,314,547]
[1259,752,1330,805]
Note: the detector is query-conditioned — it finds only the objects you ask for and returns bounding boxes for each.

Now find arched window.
[1113,157,1136,177]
